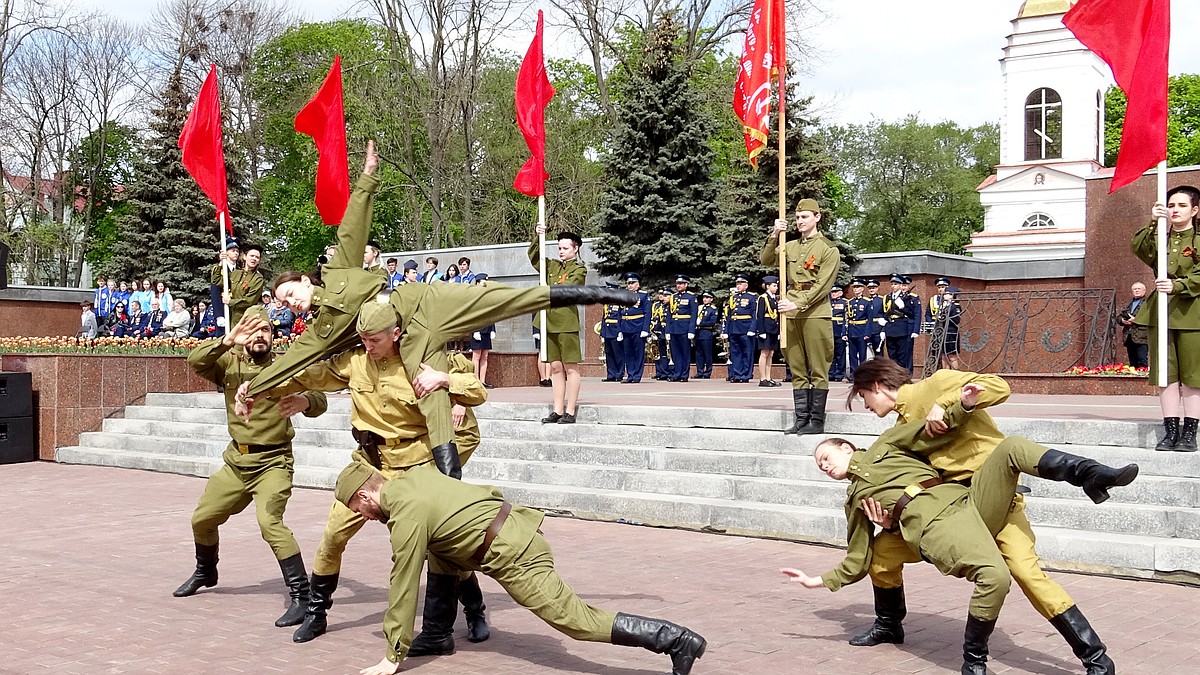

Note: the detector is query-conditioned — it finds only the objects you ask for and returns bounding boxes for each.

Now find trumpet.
[646,332,659,362]
[593,321,602,335]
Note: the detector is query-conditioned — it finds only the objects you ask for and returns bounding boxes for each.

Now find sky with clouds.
[79,0,1200,127]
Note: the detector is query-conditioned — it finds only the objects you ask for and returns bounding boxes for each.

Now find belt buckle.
[903,484,923,498]
[237,443,250,454]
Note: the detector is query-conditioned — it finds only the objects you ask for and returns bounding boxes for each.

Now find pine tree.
[717,88,858,288]
[591,13,720,290]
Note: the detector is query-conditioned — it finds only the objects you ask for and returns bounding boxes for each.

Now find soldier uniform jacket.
[848,295,873,338]
[754,293,780,337]
[617,291,651,334]
[697,303,719,332]
[210,264,267,325]
[723,292,757,335]
[1132,223,1200,329]
[666,290,698,335]
[831,297,848,337]
[527,239,587,333]
[760,233,840,318]
[379,466,546,663]
[188,338,328,446]
[600,304,621,339]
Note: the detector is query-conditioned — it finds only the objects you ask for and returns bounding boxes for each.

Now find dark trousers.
[620,333,646,382]
[848,336,870,376]
[1125,339,1149,369]
[668,332,692,380]
[728,333,754,381]
[885,335,910,370]
[694,332,714,377]
[655,336,670,379]
[829,334,847,381]
[603,337,622,380]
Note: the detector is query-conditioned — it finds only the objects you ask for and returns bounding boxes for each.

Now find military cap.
[890,274,904,283]
[474,273,489,281]
[866,279,880,288]
[850,278,865,287]
[557,231,583,247]
[935,277,951,287]
[701,290,714,299]
[903,275,914,284]
[762,275,779,284]
[334,462,378,506]
[356,299,398,334]
[735,274,750,284]
[658,287,671,294]
[624,272,642,283]
[242,306,270,323]
[224,238,240,250]
[945,286,961,294]
[675,274,690,283]
[403,259,419,270]
[367,239,381,250]
[830,284,843,292]
[795,198,821,214]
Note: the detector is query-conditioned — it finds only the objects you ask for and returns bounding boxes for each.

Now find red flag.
[513,10,556,197]
[178,64,231,231]
[1064,0,1169,193]
[295,56,350,225]
[733,0,786,168]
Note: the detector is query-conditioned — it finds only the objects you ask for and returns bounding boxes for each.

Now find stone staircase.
[57,392,1200,582]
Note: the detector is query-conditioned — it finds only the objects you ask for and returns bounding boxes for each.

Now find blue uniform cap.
[831,284,842,291]
[850,278,864,287]
[224,239,240,250]
[474,273,489,281]
[701,290,714,299]
[762,275,779,284]
[675,274,690,283]
[866,279,879,288]
[403,259,418,270]
[625,272,642,283]
[735,274,750,283]
[890,274,904,283]
[935,277,951,286]
[946,286,961,294]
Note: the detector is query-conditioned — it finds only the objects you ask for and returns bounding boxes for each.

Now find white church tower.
[965,0,1111,261]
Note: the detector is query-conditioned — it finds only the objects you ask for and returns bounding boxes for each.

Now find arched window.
[1022,213,1056,229]
[1025,88,1063,161]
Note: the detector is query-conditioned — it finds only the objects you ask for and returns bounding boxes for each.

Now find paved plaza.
[3,460,1198,674]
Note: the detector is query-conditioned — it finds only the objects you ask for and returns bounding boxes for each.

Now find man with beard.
[174,310,329,630]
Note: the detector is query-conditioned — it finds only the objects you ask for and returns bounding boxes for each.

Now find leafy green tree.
[71,122,138,269]
[822,117,998,254]
[1104,74,1200,168]
[591,13,720,289]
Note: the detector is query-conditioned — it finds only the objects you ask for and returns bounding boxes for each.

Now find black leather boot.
[274,554,311,627]
[610,612,707,675]
[797,388,830,435]
[961,614,997,675]
[1156,417,1180,451]
[1035,449,1139,504]
[784,388,811,435]
[408,572,460,656]
[549,286,637,307]
[431,442,463,479]
[173,542,218,597]
[1177,417,1198,452]
[848,585,906,646]
[458,573,490,643]
[1049,605,1115,675]
[292,572,338,643]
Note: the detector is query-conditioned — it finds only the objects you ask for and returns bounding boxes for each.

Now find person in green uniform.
[240,302,492,649]
[364,238,388,279]
[332,462,708,675]
[1132,185,1200,451]
[843,358,1118,674]
[210,243,266,327]
[761,198,841,435]
[781,382,1137,675]
[174,310,329,629]
[250,142,634,461]
[529,224,588,423]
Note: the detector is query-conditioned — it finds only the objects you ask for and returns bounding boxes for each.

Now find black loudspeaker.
[0,372,33,417]
[0,240,8,290]
[0,417,35,464]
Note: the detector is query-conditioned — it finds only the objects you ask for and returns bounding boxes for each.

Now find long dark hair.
[273,267,324,293]
[846,358,912,410]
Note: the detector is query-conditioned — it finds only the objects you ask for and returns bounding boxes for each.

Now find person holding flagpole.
[528,226,587,423]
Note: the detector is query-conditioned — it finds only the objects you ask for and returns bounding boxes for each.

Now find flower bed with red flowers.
[1064,364,1150,376]
[0,335,300,355]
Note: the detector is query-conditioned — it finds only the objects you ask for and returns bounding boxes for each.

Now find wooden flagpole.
[776,32,788,346]
[219,212,231,331]
[1156,160,1168,388]
[538,196,548,362]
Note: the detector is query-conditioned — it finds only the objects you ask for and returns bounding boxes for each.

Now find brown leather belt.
[890,478,943,524]
[792,281,814,291]
[472,502,512,563]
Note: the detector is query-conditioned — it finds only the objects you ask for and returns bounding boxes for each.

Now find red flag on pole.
[733,0,785,168]
[513,10,556,197]
[1064,0,1170,193]
[178,64,231,231]
[295,55,350,225]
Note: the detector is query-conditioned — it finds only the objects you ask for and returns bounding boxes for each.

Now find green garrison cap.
[356,298,398,334]
[334,462,377,506]
[795,198,821,214]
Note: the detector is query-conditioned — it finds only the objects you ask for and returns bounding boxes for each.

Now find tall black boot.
[783,388,811,435]
[458,573,490,643]
[1177,417,1198,452]
[611,613,707,675]
[961,614,997,675]
[173,542,218,597]
[293,572,338,643]
[1049,605,1115,675]
[1035,449,1139,504]
[274,554,311,627]
[549,286,637,308]
[797,388,830,435]
[848,585,906,646]
[431,442,463,479]
[1156,417,1180,451]
[408,572,460,657]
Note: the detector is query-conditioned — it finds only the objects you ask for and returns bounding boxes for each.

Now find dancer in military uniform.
[175,310,329,630]
[240,301,493,649]
[842,358,1121,675]
[666,275,697,381]
[761,198,841,433]
[250,143,634,449]
[754,275,781,387]
[783,382,1135,675]
[333,462,707,675]
[694,290,719,378]
[617,272,651,383]
[828,284,848,382]
[722,274,757,383]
